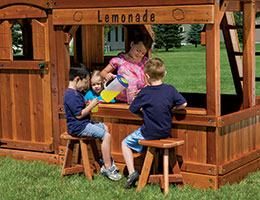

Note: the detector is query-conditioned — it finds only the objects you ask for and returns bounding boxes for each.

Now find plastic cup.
[91,105,99,113]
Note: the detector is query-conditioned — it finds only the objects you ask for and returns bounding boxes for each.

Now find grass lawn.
[0,157,259,200]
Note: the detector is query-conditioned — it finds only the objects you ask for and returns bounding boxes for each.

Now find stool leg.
[137,147,155,192]
[163,149,169,194]
[80,140,93,180]
[90,140,101,171]
[62,140,75,176]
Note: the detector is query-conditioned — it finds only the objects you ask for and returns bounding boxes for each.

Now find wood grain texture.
[53,5,214,25]
[206,4,221,116]
[0,5,46,19]
[243,1,256,108]
[0,21,12,60]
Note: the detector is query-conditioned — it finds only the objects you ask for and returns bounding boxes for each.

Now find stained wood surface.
[206,4,221,116]
[0,21,12,60]
[52,5,214,25]
[32,19,46,60]
[52,0,215,9]
[227,1,260,12]
[48,13,63,153]
[0,5,46,19]
[218,116,260,164]
[0,11,53,152]
[0,0,49,9]
[243,1,256,108]
[139,138,184,148]
[82,25,104,71]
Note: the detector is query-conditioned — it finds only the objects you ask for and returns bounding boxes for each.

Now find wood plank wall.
[81,25,104,71]
[218,116,260,164]
[0,17,53,152]
[0,21,12,60]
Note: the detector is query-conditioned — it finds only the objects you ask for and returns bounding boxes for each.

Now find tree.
[234,12,243,43]
[187,24,203,47]
[153,24,184,51]
[11,23,23,55]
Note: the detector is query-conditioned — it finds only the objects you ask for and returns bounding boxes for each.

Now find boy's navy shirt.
[64,88,91,135]
[130,84,186,140]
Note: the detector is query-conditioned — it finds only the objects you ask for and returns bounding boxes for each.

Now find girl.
[85,70,115,103]
[100,35,152,104]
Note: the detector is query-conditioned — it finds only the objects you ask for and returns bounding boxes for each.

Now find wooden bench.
[60,132,101,180]
[137,138,185,194]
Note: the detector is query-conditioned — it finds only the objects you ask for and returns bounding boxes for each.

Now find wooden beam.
[243,1,256,108]
[0,0,48,9]
[69,25,80,36]
[48,15,62,153]
[206,4,221,116]
[53,0,215,9]
[227,0,260,12]
[0,139,53,152]
[0,148,59,164]
[0,61,49,70]
[52,5,214,25]
[219,0,230,22]
[0,5,46,19]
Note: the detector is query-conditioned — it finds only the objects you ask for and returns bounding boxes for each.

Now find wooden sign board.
[53,5,214,25]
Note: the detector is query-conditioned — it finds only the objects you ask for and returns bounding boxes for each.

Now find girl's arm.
[100,64,116,81]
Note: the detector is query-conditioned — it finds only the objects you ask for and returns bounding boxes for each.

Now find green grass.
[105,44,260,95]
[0,157,259,200]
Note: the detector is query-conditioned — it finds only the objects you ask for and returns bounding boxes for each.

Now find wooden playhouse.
[0,0,259,189]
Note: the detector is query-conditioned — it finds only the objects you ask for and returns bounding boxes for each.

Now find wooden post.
[206,3,221,116]
[243,1,256,108]
[163,149,169,194]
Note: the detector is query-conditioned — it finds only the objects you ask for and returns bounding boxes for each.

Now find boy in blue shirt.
[63,64,121,181]
[121,58,187,188]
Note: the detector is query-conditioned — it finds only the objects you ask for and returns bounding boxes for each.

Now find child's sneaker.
[100,160,118,174]
[100,164,122,181]
[125,171,139,189]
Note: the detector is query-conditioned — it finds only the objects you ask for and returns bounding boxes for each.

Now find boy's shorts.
[123,128,145,153]
[78,122,106,139]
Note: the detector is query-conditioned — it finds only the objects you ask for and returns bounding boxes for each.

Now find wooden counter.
[91,103,260,189]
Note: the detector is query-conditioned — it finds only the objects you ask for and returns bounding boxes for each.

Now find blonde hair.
[144,58,166,81]
[91,70,103,84]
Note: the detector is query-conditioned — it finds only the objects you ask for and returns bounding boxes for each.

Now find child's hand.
[89,98,99,108]
[105,73,116,81]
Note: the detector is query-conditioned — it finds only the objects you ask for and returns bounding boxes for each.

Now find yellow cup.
[92,105,99,113]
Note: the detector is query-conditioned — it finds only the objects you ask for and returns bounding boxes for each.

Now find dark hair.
[69,63,90,81]
[132,34,152,50]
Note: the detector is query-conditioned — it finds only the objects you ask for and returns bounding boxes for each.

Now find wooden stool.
[60,132,101,180]
[137,138,184,194]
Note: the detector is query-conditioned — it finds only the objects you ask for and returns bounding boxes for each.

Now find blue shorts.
[78,122,106,139]
[123,128,145,153]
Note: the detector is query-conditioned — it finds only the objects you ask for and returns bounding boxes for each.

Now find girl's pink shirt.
[109,53,148,102]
